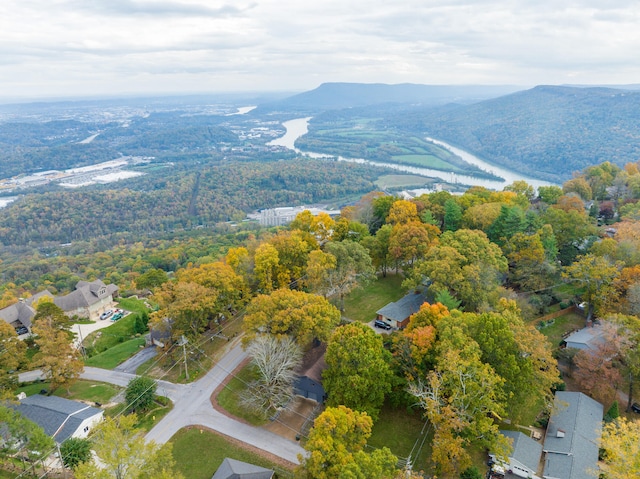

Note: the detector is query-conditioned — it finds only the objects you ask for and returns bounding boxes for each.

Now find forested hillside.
[389,85,640,180]
[0,159,383,246]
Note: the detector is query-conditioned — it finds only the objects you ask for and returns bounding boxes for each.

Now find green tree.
[33,301,72,331]
[324,323,393,420]
[125,376,157,413]
[33,321,83,393]
[487,205,526,246]
[362,223,393,277]
[407,229,508,310]
[135,268,169,290]
[0,321,26,397]
[243,289,341,345]
[324,240,375,311]
[60,437,92,468]
[443,198,463,232]
[297,405,398,479]
[563,254,621,320]
[74,414,184,479]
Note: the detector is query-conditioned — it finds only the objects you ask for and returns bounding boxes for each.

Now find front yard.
[341,274,406,323]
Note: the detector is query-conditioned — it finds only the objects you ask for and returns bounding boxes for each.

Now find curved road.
[19,340,305,465]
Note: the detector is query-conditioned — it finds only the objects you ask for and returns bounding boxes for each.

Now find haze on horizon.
[1,0,639,101]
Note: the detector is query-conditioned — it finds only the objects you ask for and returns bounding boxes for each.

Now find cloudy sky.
[1,0,639,100]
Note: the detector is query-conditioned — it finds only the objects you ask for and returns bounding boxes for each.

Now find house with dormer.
[54,279,119,321]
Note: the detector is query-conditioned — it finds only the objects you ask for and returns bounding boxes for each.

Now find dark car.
[15,326,28,335]
[374,319,392,330]
[632,403,640,413]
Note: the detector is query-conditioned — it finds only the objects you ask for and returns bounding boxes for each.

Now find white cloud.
[1,0,640,100]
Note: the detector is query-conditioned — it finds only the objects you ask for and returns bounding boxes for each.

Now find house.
[293,342,327,403]
[376,290,427,329]
[54,279,119,320]
[491,430,543,479]
[12,395,104,444]
[211,457,274,479]
[542,391,603,479]
[562,322,608,351]
[0,290,55,333]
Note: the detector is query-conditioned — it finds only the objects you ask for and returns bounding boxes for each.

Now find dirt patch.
[264,396,321,442]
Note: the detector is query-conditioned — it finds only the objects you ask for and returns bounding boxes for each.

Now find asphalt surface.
[19,339,305,465]
[114,346,158,374]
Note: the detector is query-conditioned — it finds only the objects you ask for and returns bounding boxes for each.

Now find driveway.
[114,346,157,374]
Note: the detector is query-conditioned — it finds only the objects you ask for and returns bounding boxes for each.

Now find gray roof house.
[0,290,55,331]
[491,430,543,479]
[293,342,327,403]
[542,391,603,479]
[563,323,607,351]
[212,457,274,479]
[376,291,427,329]
[54,279,118,320]
[12,395,103,444]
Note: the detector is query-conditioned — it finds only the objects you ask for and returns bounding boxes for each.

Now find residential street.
[19,339,305,465]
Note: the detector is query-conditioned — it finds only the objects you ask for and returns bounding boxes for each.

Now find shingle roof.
[543,391,603,479]
[564,324,607,350]
[0,302,34,328]
[376,291,426,322]
[500,430,542,473]
[54,279,118,312]
[211,457,274,479]
[13,395,103,443]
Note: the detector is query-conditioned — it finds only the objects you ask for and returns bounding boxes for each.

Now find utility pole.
[179,335,189,380]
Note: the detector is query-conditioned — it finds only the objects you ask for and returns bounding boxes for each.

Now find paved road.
[114,346,157,374]
[19,339,305,465]
[145,340,305,464]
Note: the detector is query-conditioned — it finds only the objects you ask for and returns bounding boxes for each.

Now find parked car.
[632,403,640,413]
[110,312,123,322]
[100,310,113,320]
[374,319,392,330]
[15,326,28,335]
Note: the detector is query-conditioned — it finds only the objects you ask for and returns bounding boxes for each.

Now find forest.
[2,158,640,478]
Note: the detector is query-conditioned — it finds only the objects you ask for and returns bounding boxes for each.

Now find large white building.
[248,206,340,227]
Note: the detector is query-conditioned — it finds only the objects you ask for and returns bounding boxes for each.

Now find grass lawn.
[368,405,433,474]
[117,297,153,314]
[216,364,268,426]
[84,314,138,356]
[536,312,585,348]
[85,337,146,369]
[341,274,406,323]
[17,379,121,404]
[171,427,293,479]
[106,396,173,432]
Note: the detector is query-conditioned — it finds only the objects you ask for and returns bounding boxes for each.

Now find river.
[268,117,557,190]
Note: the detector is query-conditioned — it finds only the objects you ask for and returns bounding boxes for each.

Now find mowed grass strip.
[84,337,146,369]
[84,314,137,355]
[171,427,293,479]
[17,379,121,403]
[341,274,406,323]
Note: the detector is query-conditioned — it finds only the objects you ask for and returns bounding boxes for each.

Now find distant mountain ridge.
[259,82,524,112]
[400,85,640,180]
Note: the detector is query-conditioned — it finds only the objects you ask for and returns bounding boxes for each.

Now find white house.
[491,430,543,479]
[13,395,104,443]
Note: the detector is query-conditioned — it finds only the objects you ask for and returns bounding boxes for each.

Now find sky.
[1,0,640,100]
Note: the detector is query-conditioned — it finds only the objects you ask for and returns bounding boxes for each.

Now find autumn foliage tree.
[297,405,398,479]
[243,289,340,346]
[600,417,640,479]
